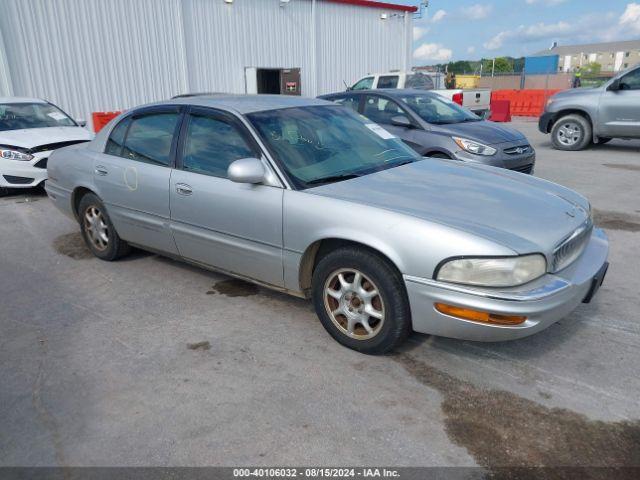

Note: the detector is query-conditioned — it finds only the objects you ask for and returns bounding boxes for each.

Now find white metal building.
[0,0,415,127]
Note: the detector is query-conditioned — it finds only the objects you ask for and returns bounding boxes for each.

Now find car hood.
[0,127,94,149]
[308,160,590,255]
[430,120,526,145]
[552,87,600,99]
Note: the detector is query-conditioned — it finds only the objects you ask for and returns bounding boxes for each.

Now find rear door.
[94,106,182,254]
[169,107,284,287]
[598,68,640,138]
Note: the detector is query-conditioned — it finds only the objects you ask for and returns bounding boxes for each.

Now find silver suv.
[539,65,640,150]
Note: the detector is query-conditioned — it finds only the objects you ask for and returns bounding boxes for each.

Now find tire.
[551,114,592,151]
[0,187,9,197]
[312,247,411,354]
[78,193,131,261]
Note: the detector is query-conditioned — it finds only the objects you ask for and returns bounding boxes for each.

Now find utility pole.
[492,58,495,77]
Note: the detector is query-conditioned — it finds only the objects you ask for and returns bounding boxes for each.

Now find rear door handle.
[95,165,108,176]
[175,183,193,196]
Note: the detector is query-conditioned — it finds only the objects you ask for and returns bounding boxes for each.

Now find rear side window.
[352,77,374,90]
[105,117,131,156]
[121,113,180,166]
[181,114,256,178]
[377,76,399,89]
[405,74,434,90]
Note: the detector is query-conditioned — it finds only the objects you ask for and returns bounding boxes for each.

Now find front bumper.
[0,151,49,188]
[404,228,609,342]
[538,111,554,133]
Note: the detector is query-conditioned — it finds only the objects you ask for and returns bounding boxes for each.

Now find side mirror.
[390,115,413,129]
[607,79,620,91]
[76,119,87,127]
[227,157,266,184]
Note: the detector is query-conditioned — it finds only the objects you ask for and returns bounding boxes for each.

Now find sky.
[393,0,640,65]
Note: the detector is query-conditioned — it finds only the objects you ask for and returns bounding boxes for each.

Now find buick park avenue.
[46,95,609,354]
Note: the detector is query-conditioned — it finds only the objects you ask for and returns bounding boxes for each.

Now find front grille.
[34,157,48,169]
[504,145,531,155]
[3,175,34,185]
[551,219,593,272]
[27,140,89,154]
[510,163,533,174]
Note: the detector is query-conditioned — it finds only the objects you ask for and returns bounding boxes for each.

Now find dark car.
[319,89,535,174]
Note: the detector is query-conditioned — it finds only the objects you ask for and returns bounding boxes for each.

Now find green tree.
[447,61,473,74]
[581,62,602,76]
[482,57,513,74]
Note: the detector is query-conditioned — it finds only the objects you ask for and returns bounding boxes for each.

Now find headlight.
[436,254,547,287]
[452,137,496,156]
[0,149,33,161]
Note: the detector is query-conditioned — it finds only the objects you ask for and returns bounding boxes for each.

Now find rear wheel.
[312,247,411,354]
[551,114,592,151]
[78,193,131,261]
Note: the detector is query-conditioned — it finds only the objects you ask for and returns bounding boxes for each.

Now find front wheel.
[312,247,411,354]
[78,193,131,261]
[551,114,592,151]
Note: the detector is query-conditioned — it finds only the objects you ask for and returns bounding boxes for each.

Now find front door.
[598,67,640,139]
[169,107,284,287]
[361,94,423,151]
[94,107,182,254]
[280,68,301,96]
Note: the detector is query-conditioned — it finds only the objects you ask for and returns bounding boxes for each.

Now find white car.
[0,97,94,196]
[350,72,492,117]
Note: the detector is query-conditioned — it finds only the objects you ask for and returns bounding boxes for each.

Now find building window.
[624,63,629,69]
[625,52,630,57]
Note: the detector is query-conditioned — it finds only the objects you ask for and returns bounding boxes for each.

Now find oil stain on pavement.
[207,278,259,297]
[603,163,640,172]
[53,232,93,260]
[394,353,640,478]
[593,210,640,232]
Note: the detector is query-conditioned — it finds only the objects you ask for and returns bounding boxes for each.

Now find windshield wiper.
[306,173,361,186]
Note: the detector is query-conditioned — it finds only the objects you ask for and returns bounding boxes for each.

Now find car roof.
[320,89,437,99]
[0,97,47,104]
[168,94,332,114]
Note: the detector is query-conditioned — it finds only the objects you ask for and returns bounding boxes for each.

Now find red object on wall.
[92,111,122,132]
[490,90,562,117]
[489,100,511,123]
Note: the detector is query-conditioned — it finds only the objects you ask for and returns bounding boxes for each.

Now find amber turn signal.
[434,303,527,325]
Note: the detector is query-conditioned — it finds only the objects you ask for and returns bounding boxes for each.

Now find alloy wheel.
[323,268,385,340]
[83,205,109,251]
[557,121,582,146]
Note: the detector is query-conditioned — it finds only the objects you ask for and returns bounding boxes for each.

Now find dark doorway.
[257,69,281,94]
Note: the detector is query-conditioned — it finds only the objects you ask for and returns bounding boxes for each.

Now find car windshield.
[247,105,422,189]
[0,102,76,131]
[399,93,479,125]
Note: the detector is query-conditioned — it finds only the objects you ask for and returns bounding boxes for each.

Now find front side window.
[377,75,399,89]
[352,77,374,90]
[331,96,360,112]
[363,95,403,125]
[182,114,256,178]
[399,93,479,125]
[620,68,640,90]
[247,105,421,189]
[0,102,76,132]
[122,113,180,166]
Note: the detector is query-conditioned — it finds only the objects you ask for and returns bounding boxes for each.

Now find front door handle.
[95,165,108,176]
[175,183,193,196]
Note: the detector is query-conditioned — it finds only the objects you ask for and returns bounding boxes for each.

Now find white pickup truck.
[350,72,492,117]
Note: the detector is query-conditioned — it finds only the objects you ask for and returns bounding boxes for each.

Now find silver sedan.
[46,95,609,354]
